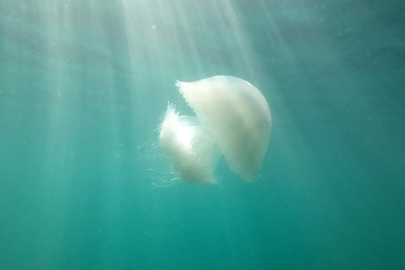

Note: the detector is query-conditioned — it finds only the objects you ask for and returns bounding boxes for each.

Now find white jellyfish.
[159,75,271,184]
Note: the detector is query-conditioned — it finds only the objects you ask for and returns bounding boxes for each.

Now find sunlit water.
[1,1,404,269]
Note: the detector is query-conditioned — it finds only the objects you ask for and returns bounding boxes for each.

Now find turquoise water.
[1,0,405,269]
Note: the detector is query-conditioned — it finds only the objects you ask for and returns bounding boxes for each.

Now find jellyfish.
[159,75,271,184]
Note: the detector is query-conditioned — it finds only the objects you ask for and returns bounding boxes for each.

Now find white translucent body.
[159,75,271,184]
[159,104,220,184]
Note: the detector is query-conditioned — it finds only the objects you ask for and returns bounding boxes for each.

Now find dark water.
[1,0,405,269]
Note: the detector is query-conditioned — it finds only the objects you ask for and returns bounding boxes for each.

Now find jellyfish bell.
[159,75,271,184]
[177,76,272,182]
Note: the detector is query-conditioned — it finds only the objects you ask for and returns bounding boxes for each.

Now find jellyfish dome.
[159,75,271,184]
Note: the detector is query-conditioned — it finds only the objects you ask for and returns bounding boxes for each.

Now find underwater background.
[1,0,405,269]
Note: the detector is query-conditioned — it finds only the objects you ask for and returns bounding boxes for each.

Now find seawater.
[1,1,404,270]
